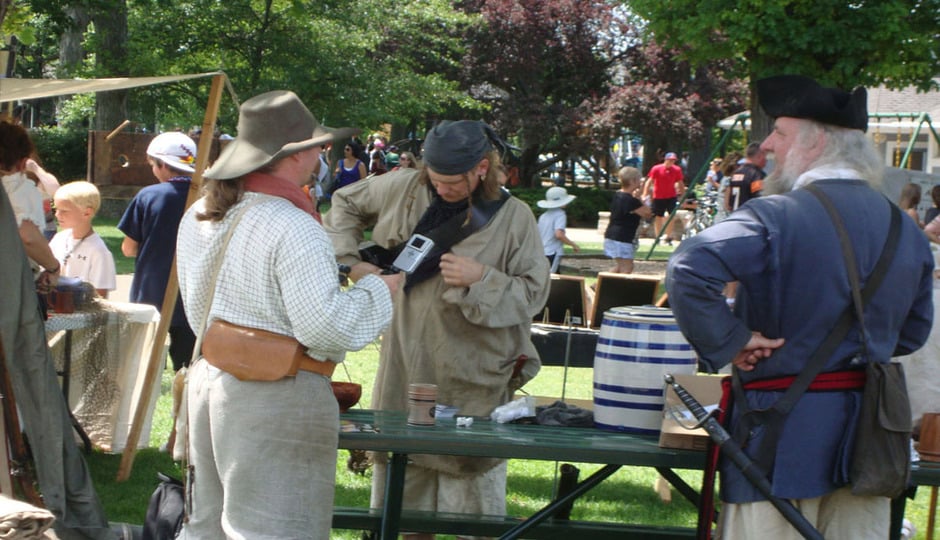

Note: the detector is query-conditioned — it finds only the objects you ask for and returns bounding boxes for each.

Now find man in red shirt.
[642,152,685,245]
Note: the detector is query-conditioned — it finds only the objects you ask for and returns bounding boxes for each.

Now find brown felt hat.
[205,90,360,180]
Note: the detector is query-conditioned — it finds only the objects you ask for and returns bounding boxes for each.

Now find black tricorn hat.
[757,75,868,132]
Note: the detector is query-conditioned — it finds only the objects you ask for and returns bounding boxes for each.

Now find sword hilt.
[664,374,709,422]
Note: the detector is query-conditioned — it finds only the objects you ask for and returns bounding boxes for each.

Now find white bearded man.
[666,75,933,539]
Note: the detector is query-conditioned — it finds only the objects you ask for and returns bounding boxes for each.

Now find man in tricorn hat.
[325,120,549,535]
[175,90,399,540]
[666,75,933,539]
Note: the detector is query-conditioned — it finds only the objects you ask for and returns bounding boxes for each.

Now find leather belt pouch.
[202,319,305,381]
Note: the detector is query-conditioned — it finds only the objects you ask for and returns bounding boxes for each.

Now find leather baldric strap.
[731,183,902,475]
[298,356,337,378]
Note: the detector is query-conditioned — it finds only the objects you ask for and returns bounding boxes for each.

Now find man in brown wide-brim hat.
[175,90,401,540]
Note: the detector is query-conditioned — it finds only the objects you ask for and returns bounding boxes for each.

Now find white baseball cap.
[147,132,198,174]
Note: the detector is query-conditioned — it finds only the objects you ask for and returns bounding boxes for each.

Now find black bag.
[142,473,184,540]
[849,361,912,498]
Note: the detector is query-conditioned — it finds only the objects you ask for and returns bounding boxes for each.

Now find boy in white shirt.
[49,181,117,298]
[537,186,580,273]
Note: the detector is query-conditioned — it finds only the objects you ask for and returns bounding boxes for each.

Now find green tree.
[459,0,629,187]
[16,0,474,137]
[628,0,940,138]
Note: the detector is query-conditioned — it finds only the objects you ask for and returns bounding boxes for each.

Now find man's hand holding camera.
[348,261,403,297]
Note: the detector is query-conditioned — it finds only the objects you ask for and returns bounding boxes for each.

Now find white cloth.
[1,172,45,228]
[792,166,865,190]
[0,493,57,540]
[717,487,888,540]
[48,231,117,292]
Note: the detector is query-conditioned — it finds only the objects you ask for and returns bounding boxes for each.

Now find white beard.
[763,148,815,195]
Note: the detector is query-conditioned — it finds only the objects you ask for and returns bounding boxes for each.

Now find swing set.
[644,111,940,260]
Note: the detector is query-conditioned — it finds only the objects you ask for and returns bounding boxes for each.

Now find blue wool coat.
[666,179,933,502]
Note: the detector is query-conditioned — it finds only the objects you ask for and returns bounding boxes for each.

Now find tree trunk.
[748,83,772,143]
[92,0,128,131]
[518,146,541,189]
[58,6,90,76]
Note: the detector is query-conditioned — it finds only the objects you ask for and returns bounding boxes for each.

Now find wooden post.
[105,119,131,141]
[117,74,227,481]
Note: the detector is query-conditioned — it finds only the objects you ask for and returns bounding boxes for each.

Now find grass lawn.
[83,215,936,539]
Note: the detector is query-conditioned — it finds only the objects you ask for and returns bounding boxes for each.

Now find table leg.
[62,330,72,399]
[380,452,408,540]
[927,485,937,540]
[57,330,92,454]
[499,464,621,540]
[656,467,704,512]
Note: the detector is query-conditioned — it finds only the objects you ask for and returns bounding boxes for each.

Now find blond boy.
[49,181,117,297]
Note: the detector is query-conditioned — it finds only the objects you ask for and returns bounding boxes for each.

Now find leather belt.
[298,356,337,378]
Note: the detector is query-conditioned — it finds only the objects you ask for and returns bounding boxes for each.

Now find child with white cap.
[537,185,580,273]
[118,131,199,372]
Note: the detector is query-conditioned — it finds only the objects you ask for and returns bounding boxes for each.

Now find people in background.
[176,90,397,540]
[924,185,940,225]
[392,150,418,171]
[333,140,367,193]
[705,158,723,193]
[23,158,62,240]
[49,181,116,298]
[725,142,767,212]
[0,121,60,314]
[369,138,388,176]
[604,166,652,274]
[537,186,580,273]
[898,182,923,228]
[118,132,198,372]
[642,151,685,245]
[325,120,549,538]
[667,74,933,540]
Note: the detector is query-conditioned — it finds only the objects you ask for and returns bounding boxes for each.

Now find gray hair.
[807,121,884,189]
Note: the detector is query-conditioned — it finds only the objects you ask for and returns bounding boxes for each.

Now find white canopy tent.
[0,71,235,103]
[1,72,231,490]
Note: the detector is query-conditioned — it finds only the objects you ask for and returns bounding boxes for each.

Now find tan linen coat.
[325,169,550,475]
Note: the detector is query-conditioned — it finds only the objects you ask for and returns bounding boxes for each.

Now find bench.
[332,506,696,539]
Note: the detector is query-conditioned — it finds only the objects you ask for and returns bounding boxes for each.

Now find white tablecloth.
[46,300,167,452]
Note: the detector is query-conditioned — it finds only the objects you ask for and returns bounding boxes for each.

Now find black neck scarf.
[404,187,472,292]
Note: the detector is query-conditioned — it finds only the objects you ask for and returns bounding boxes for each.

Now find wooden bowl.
[331,382,362,412]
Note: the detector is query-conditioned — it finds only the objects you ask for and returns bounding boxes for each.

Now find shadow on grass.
[86,448,181,524]
[506,465,701,527]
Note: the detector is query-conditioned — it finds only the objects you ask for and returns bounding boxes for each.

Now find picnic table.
[335,409,940,540]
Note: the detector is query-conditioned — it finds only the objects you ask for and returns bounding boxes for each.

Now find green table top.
[339,410,940,486]
[340,409,707,470]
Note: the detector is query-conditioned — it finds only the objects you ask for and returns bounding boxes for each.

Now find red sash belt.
[742,369,866,392]
[697,370,865,540]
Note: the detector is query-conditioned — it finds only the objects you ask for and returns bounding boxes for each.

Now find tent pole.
[117,73,226,481]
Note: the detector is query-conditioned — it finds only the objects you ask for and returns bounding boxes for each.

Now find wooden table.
[337,409,940,540]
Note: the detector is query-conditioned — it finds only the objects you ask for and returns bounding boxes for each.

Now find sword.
[663,374,823,540]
